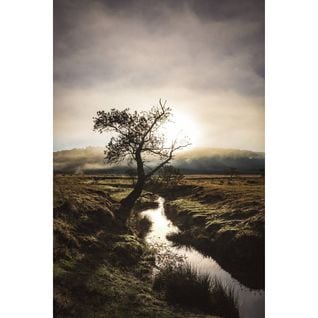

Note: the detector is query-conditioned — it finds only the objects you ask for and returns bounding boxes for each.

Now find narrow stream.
[141,197,265,318]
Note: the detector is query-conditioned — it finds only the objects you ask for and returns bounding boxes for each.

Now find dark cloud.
[54,0,264,24]
[54,0,264,152]
[54,0,264,90]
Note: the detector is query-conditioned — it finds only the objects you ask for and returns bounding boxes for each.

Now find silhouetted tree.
[93,100,190,222]
[228,167,238,181]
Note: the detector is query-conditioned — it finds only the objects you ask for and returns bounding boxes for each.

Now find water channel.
[141,197,265,318]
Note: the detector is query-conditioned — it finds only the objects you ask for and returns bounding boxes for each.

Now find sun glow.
[163,111,200,149]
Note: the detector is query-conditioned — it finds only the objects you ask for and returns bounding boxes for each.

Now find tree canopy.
[93,100,190,221]
[93,99,190,178]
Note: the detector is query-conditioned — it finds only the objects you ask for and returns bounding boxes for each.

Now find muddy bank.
[133,192,160,212]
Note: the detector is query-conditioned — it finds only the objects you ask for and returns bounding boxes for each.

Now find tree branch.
[139,100,170,148]
[145,141,191,178]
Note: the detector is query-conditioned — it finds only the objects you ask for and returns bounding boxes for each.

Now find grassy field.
[54,174,264,317]
[154,176,265,289]
[53,175,218,318]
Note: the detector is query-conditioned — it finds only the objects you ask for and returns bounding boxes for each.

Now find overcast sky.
[54,0,264,152]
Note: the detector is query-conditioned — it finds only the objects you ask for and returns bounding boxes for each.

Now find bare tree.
[93,100,190,222]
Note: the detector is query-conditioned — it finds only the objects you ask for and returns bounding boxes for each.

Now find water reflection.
[141,197,265,318]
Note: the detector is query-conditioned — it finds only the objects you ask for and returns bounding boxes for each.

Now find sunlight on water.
[141,197,265,318]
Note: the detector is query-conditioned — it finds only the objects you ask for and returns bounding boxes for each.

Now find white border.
[266,0,318,316]
[0,1,53,317]
[1,0,318,317]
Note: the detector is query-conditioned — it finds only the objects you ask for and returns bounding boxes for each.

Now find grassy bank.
[154,262,239,318]
[54,175,218,318]
[151,176,265,290]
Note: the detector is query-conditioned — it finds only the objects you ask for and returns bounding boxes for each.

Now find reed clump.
[153,262,239,318]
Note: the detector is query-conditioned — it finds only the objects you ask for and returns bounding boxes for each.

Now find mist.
[53,146,264,174]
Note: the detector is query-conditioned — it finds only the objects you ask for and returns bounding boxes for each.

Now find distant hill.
[54,146,264,174]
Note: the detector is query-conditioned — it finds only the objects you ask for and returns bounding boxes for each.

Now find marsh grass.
[54,175,218,318]
[154,262,239,318]
[162,177,265,289]
[135,214,152,239]
[208,278,239,318]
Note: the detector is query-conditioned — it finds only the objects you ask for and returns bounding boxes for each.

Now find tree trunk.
[119,178,145,223]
